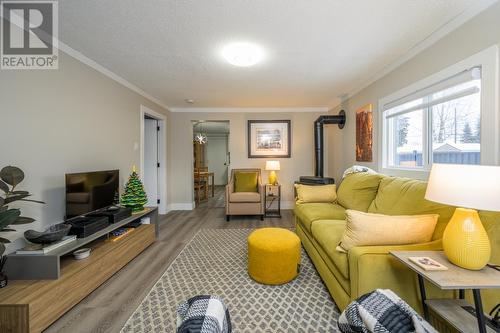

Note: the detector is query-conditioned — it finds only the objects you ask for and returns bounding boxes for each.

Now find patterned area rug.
[121,229,340,332]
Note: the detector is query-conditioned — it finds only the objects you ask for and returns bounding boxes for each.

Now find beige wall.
[328,3,500,180]
[168,111,329,208]
[0,52,169,252]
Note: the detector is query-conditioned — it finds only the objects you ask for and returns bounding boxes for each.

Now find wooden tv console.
[0,207,158,333]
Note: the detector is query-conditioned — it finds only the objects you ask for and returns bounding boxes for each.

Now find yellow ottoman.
[247,228,301,285]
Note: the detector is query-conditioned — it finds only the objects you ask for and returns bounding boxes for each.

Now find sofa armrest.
[348,239,449,312]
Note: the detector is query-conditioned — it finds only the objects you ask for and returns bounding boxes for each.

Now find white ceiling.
[59,0,491,109]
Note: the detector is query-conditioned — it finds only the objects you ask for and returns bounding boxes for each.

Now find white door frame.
[140,105,167,214]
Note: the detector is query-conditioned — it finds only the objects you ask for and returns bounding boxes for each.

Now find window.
[383,67,482,171]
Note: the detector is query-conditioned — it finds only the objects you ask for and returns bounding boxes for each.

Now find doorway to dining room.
[192,120,230,207]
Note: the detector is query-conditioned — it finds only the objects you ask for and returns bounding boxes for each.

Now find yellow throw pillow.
[234,172,258,192]
[295,184,337,204]
[337,210,439,252]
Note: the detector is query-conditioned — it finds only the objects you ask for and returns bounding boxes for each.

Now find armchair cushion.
[229,192,261,203]
[234,172,258,192]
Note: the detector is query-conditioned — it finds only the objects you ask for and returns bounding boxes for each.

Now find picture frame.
[247,120,291,158]
[356,104,373,162]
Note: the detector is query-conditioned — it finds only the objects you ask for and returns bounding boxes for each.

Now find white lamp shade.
[265,160,280,171]
[425,163,500,211]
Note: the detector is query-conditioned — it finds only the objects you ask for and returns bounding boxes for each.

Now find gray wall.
[328,2,500,180]
[0,52,169,252]
[169,111,328,208]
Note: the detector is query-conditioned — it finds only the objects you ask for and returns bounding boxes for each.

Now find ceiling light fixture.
[221,42,264,67]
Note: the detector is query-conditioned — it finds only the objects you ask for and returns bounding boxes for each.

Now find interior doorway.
[192,120,230,207]
[140,105,167,214]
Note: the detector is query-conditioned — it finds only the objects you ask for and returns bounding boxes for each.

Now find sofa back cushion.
[368,177,455,239]
[337,173,385,212]
[234,171,258,192]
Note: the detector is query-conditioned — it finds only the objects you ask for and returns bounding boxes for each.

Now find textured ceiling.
[59,0,486,108]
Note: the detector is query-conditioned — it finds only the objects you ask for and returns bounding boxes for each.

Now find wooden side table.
[264,184,281,218]
[391,251,500,333]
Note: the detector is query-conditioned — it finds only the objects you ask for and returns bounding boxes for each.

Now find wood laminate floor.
[45,186,294,333]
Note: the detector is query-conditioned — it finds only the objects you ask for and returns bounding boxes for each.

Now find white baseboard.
[166,202,195,212]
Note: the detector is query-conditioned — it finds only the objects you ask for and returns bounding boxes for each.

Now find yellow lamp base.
[443,208,491,270]
[268,171,277,185]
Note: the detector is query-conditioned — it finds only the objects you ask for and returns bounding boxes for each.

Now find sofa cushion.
[294,203,346,233]
[337,210,438,252]
[311,219,349,279]
[337,173,384,212]
[229,192,261,203]
[295,184,337,204]
[234,172,258,192]
[368,177,455,239]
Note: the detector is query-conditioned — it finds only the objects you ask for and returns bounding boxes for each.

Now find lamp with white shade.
[425,163,500,270]
[265,161,280,185]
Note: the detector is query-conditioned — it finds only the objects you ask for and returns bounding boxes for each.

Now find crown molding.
[57,41,170,111]
[328,0,498,109]
[169,107,328,113]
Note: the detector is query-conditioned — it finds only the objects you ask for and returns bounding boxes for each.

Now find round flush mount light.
[221,42,264,67]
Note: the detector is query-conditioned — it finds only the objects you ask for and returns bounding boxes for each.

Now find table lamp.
[265,161,280,185]
[425,163,500,270]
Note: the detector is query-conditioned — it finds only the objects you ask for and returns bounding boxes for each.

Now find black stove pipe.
[314,110,346,177]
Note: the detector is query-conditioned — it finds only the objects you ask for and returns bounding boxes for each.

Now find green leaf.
[12,216,35,225]
[4,193,31,204]
[0,180,8,193]
[0,209,20,229]
[0,243,5,257]
[0,166,25,187]
[20,198,45,204]
[0,237,10,243]
[11,191,29,195]
[0,206,7,213]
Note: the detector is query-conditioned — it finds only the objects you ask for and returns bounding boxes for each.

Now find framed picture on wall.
[248,120,291,158]
[356,104,373,162]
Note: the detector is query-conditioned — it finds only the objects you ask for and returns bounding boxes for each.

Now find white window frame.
[378,45,499,179]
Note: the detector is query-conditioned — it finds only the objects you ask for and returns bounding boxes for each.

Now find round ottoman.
[247,228,301,285]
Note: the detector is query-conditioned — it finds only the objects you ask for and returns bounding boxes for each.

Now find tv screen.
[65,170,119,218]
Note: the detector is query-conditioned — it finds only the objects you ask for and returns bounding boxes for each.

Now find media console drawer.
[0,218,157,333]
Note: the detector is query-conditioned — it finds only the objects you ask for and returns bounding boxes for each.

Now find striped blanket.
[338,289,437,333]
[177,295,231,333]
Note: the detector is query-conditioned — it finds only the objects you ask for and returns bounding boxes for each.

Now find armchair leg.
[226,215,230,222]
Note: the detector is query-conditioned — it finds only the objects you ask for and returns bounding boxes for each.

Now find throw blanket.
[338,289,437,333]
[177,295,232,333]
[342,165,377,179]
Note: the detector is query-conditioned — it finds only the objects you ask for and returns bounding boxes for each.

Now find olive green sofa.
[294,172,500,314]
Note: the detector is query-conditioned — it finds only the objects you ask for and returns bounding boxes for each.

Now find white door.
[144,118,159,206]
[206,136,229,185]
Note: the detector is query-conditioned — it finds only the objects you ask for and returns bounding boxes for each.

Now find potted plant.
[0,166,44,288]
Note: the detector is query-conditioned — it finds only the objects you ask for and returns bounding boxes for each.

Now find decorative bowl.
[24,223,72,244]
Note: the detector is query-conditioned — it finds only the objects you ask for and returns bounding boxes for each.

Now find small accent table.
[264,184,281,218]
[391,251,500,333]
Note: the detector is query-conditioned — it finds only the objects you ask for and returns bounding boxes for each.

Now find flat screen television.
[65,170,119,218]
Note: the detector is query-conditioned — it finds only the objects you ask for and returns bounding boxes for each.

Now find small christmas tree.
[121,166,148,213]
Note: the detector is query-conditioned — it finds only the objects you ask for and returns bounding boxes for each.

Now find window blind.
[384,66,481,119]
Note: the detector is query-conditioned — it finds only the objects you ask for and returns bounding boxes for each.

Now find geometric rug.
[121,229,340,332]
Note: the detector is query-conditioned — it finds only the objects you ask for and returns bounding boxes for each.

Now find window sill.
[380,167,430,180]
